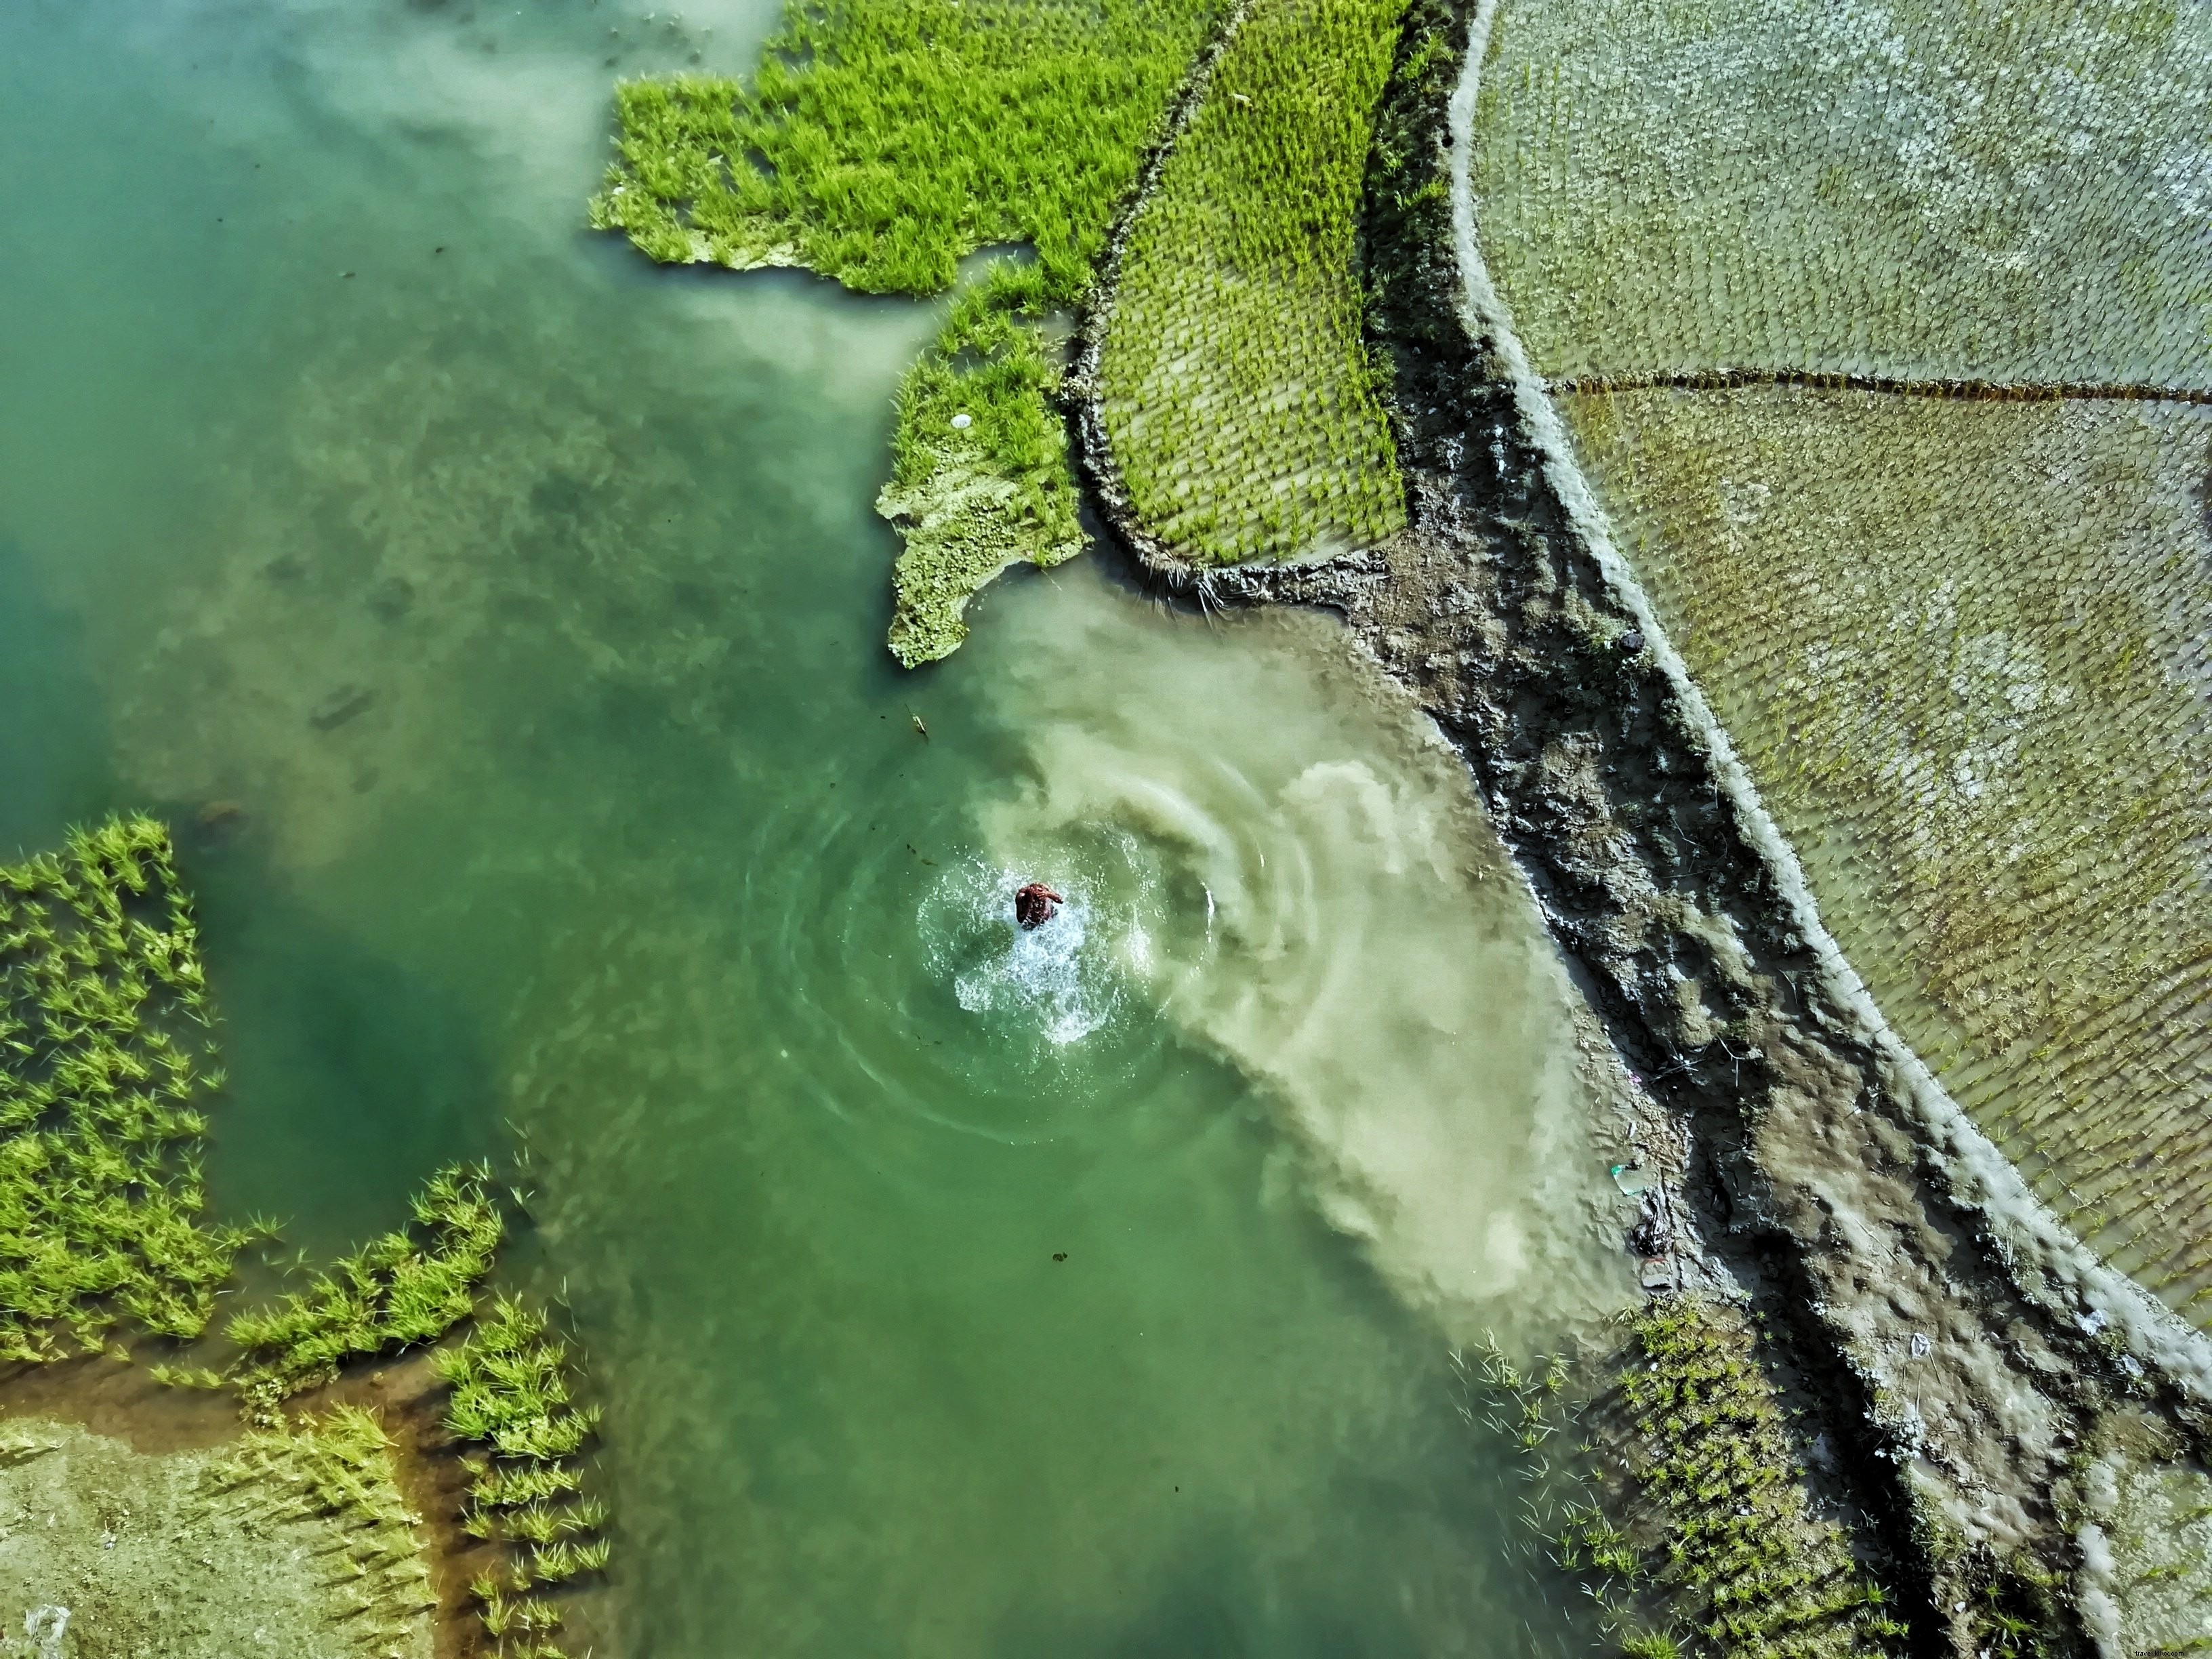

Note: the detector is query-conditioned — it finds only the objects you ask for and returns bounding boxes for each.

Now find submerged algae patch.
[594,0,1229,662]
[1563,386,2212,1324]
[1093,0,1408,567]
[0,1414,433,1659]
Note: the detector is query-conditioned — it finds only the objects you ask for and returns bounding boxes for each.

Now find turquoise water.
[0,1,1629,1652]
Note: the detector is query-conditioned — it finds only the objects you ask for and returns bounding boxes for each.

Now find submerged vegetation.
[440,1296,609,1658]
[1473,1298,1908,1659]
[592,0,1229,661]
[0,815,254,1361]
[1095,0,1407,564]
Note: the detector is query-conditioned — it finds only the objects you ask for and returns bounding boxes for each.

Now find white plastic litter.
[26,1605,69,1659]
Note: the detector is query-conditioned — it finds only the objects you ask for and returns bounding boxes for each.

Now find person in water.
[1013,882,1063,930]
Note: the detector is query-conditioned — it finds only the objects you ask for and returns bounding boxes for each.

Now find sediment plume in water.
[965,573,1630,1339]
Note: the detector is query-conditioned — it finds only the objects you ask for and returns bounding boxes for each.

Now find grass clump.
[1471,1298,1908,1658]
[591,0,1229,662]
[438,1296,609,1659]
[1097,0,1408,565]
[0,815,254,1361]
[590,0,1222,298]
[228,1162,502,1419]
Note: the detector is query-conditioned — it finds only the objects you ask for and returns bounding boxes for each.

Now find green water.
[0,1,1629,1652]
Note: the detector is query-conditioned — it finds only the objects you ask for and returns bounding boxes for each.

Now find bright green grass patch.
[1097,0,1408,563]
[227,1162,502,1418]
[0,815,253,1361]
[590,0,1219,299]
[592,0,1229,662]
[1563,386,2212,1323]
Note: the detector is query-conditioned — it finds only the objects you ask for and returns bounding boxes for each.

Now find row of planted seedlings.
[441,1295,610,1655]
[0,818,613,1656]
[1465,1296,1910,1659]
[206,1402,444,1654]
[0,815,255,1361]
[1467,0,2211,390]
[218,1164,611,1659]
[1094,0,1409,567]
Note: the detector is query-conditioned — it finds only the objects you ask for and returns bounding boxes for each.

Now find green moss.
[1097,0,1408,564]
[882,262,1085,665]
[0,815,252,1360]
[594,0,1229,661]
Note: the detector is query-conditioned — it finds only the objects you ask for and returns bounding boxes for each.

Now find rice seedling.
[1094,0,1408,565]
[0,816,252,1361]
[468,1458,583,1511]
[880,259,1086,664]
[1467,1300,1910,1659]
[592,0,1231,661]
[437,1294,609,1654]
[228,1162,503,1417]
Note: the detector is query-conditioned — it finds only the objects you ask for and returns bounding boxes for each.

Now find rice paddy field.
[0,0,1634,1652]
[1467,0,2212,388]
[1094,0,1408,565]
[1467,0,2212,1322]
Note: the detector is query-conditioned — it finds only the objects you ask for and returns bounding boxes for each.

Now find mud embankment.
[1065,0,2212,1648]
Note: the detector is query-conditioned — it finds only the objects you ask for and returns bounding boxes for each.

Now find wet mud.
[1066,0,2212,1646]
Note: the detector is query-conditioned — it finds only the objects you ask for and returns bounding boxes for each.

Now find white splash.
[925,857,1120,1048]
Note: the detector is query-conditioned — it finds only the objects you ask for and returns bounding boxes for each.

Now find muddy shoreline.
[1062,0,2212,1647]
